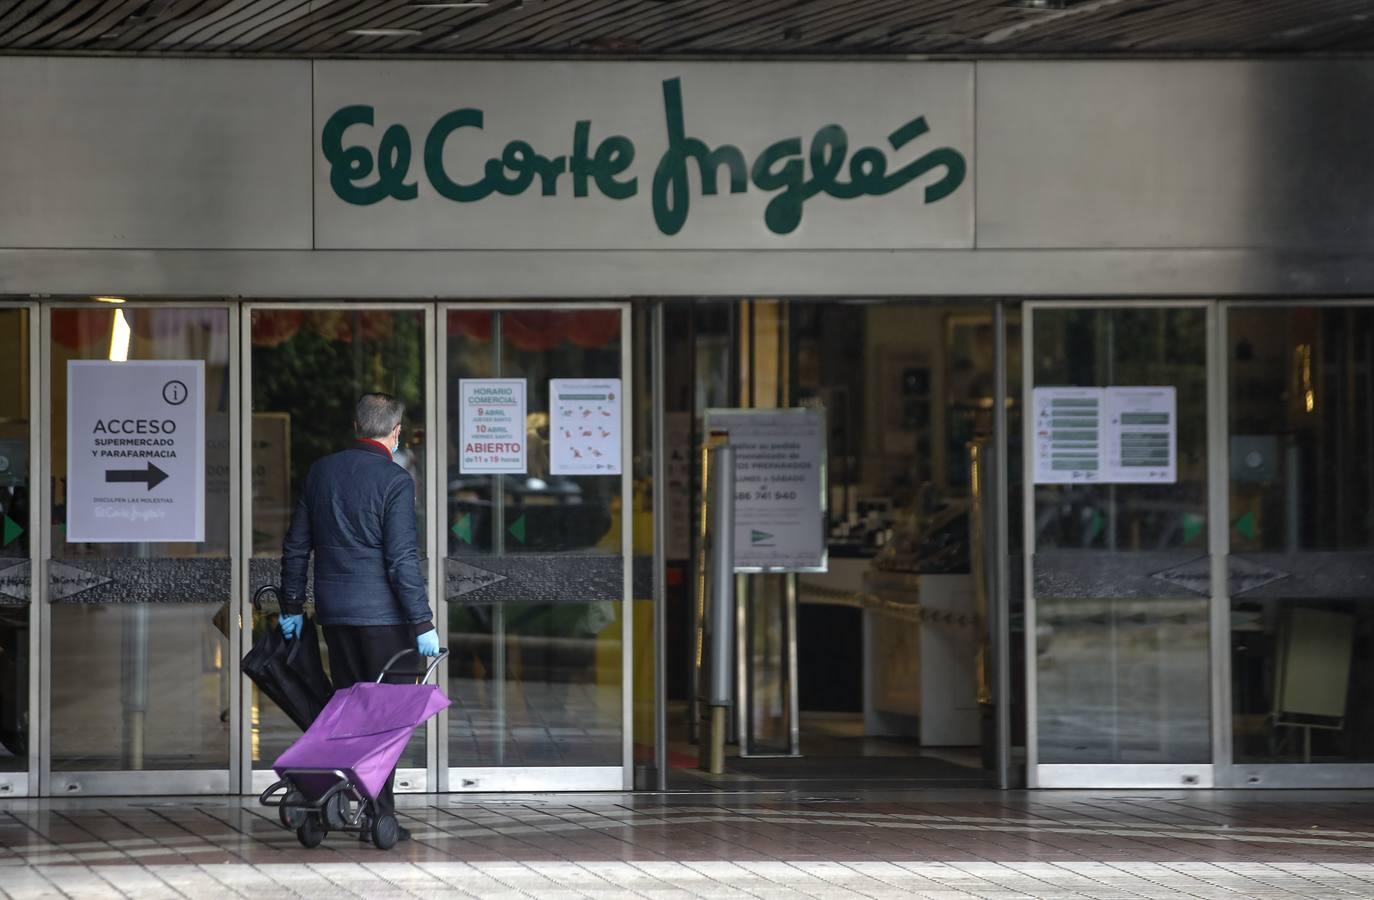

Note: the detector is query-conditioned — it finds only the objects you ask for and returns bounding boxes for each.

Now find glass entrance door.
[1024,303,1216,788]
[243,305,436,793]
[440,305,631,791]
[1224,304,1374,787]
[42,303,236,795]
[0,304,34,796]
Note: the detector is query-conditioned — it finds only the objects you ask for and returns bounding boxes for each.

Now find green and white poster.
[550,379,621,475]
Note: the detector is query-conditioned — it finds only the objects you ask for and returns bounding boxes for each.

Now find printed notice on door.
[1033,386,1178,484]
[67,360,205,543]
[459,379,527,474]
[1104,386,1176,483]
[550,379,622,475]
[1032,387,1104,484]
[705,407,827,572]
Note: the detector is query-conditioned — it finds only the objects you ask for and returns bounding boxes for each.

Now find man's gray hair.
[355,393,405,440]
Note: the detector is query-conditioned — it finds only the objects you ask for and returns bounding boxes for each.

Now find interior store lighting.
[109,309,131,362]
[93,296,125,303]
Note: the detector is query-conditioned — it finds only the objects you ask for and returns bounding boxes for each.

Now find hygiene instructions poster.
[66,360,205,543]
[704,407,827,572]
[1032,387,1104,484]
[1033,386,1177,484]
[1104,386,1176,483]
[550,379,622,475]
[459,379,527,474]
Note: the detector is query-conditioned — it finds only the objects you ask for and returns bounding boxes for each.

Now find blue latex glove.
[417,629,441,657]
[279,614,304,641]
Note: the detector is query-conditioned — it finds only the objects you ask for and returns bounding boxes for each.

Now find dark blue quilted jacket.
[280,441,433,633]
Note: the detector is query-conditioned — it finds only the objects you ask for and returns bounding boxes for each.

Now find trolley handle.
[378,647,449,685]
[253,584,281,612]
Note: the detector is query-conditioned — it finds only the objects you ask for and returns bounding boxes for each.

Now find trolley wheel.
[370,813,399,851]
[278,790,307,831]
[296,815,327,849]
[322,792,349,829]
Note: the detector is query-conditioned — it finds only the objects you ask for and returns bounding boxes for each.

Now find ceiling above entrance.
[2,0,1373,56]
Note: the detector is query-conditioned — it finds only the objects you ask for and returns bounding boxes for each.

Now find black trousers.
[322,623,416,817]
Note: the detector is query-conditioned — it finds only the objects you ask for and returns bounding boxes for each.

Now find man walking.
[279,392,440,841]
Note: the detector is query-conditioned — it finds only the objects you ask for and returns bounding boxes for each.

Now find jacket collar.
[354,438,393,459]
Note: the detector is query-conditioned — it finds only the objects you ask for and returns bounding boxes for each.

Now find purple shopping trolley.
[259,648,450,850]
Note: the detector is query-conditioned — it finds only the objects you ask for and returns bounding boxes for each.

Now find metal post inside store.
[701,442,735,774]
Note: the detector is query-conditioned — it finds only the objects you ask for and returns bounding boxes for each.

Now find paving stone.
[9,793,1374,897]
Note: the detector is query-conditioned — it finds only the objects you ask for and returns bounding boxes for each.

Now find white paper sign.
[550,379,622,475]
[705,408,827,572]
[67,360,205,543]
[1104,387,1177,484]
[1034,386,1178,485]
[1032,387,1104,484]
[459,379,527,474]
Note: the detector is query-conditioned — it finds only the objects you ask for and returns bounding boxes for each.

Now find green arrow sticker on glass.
[1087,510,1105,542]
[509,514,526,545]
[1,515,21,548]
[1233,511,1256,541]
[452,514,472,545]
[1182,513,1204,544]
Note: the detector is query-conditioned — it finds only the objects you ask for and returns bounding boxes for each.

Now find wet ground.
[5,788,1374,897]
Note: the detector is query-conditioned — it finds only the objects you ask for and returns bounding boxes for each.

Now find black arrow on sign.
[105,462,169,491]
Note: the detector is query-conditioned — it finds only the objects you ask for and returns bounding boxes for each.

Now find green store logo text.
[322,78,967,237]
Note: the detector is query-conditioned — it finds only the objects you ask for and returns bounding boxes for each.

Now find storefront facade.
[2,56,1373,797]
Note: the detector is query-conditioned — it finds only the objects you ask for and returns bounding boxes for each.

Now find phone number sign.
[705,407,827,573]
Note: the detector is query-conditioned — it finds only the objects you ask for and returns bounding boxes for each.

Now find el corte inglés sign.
[323,78,965,237]
[312,62,974,250]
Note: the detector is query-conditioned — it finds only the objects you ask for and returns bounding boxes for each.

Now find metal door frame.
[0,301,37,798]
[1023,299,1220,790]
[39,299,238,797]
[1214,299,1374,789]
[437,301,633,793]
[241,301,438,796]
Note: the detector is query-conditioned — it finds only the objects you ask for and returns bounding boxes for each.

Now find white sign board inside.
[1033,386,1177,485]
[67,360,205,543]
[458,379,527,474]
[313,61,973,251]
[550,379,622,475]
[705,408,827,572]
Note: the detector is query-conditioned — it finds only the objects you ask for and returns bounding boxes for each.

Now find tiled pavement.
[5,789,1374,897]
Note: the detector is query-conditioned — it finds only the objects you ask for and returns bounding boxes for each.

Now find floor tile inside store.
[5,790,1374,898]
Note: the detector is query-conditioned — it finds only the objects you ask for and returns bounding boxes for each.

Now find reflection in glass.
[446,309,624,768]
[250,309,428,768]
[1229,307,1374,763]
[49,307,231,771]
[0,309,29,773]
[1032,307,1211,765]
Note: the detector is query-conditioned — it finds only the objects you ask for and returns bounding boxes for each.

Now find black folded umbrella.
[242,586,333,731]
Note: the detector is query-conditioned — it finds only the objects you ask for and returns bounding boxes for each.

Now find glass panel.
[1229,306,1374,763]
[630,304,656,779]
[49,306,232,771]
[446,308,624,768]
[1032,307,1210,765]
[0,308,30,774]
[249,309,429,769]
